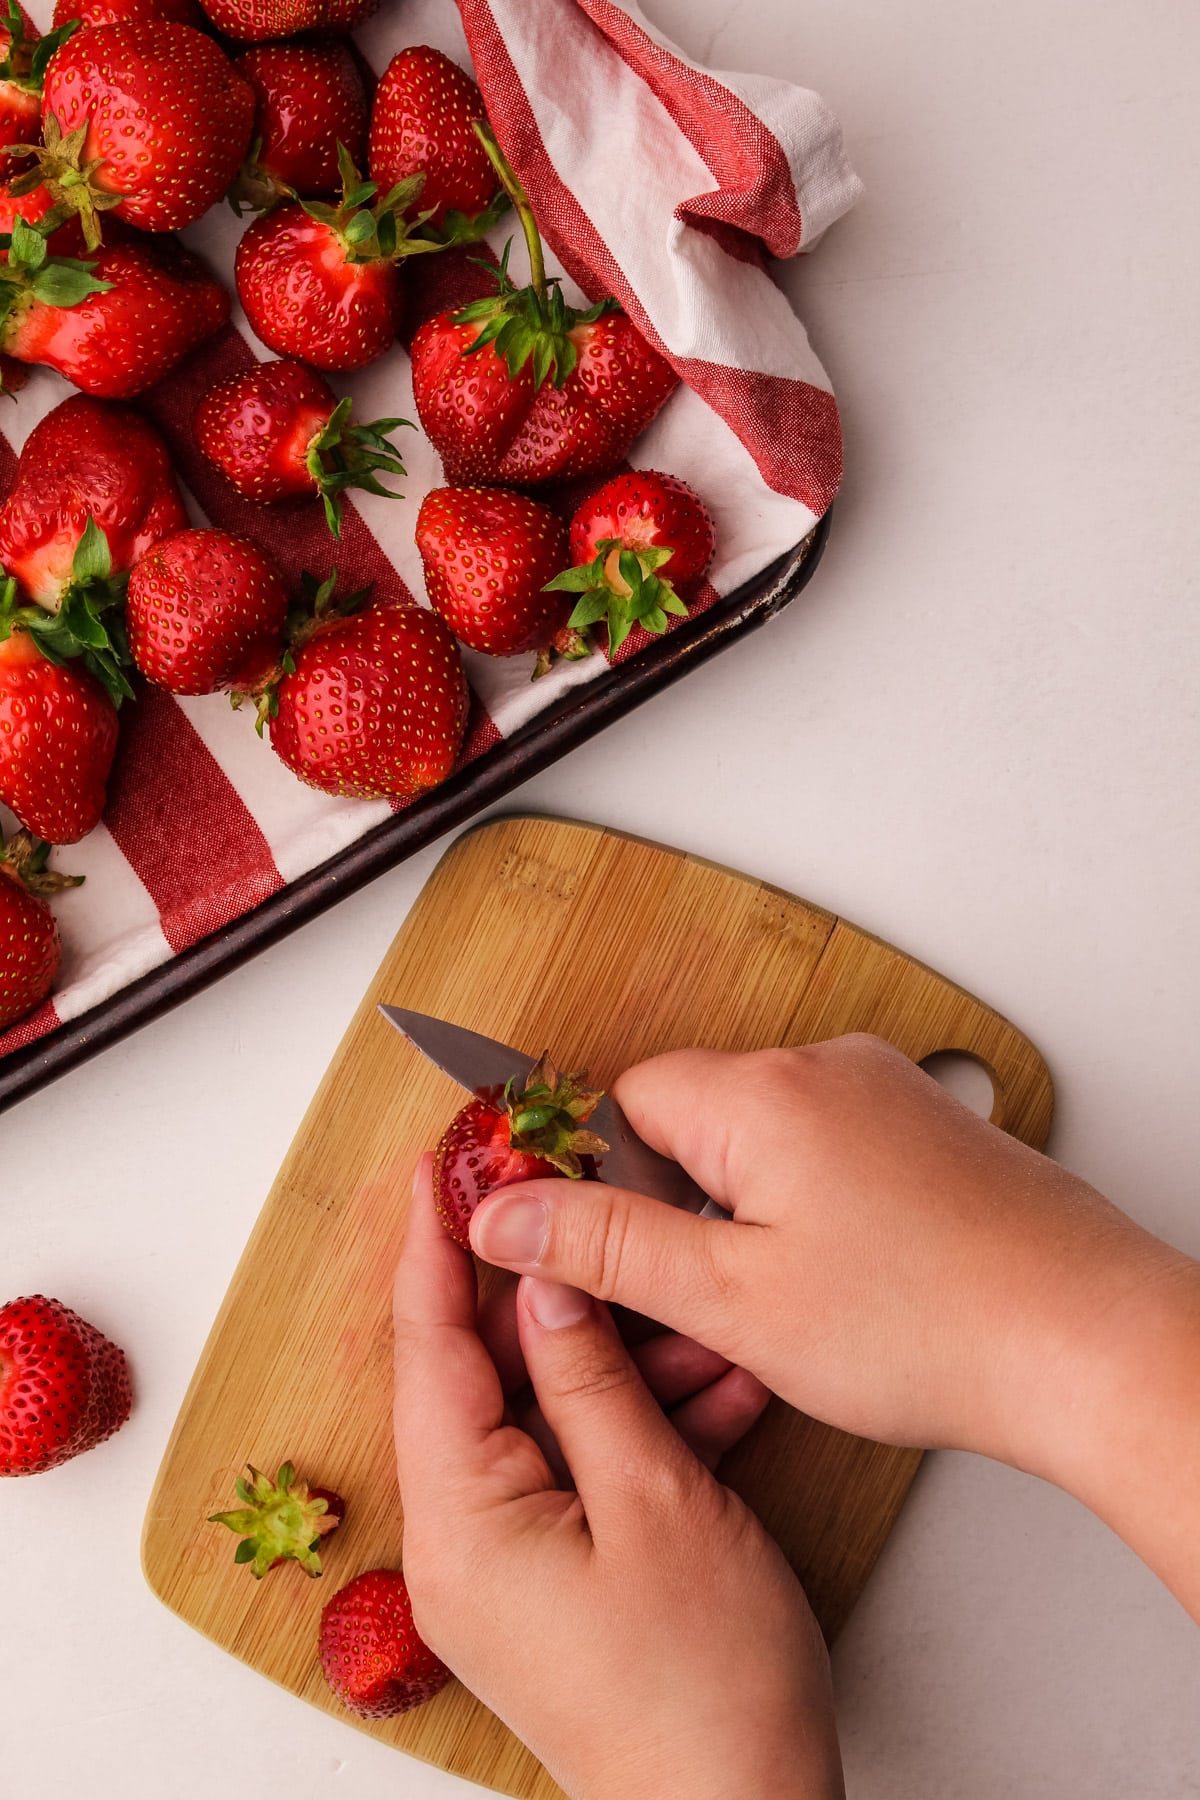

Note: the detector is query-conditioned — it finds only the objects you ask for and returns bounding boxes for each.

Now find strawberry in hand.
[1,220,230,397]
[368,45,501,239]
[231,38,368,213]
[127,529,290,695]
[0,829,81,1031]
[416,484,584,673]
[410,123,678,485]
[236,146,441,372]
[319,1568,450,1719]
[208,1461,344,1578]
[195,359,410,539]
[264,572,468,801]
[13,20,253,244]
[0,1293,130,1476]
[434,1054,607,1249]
[546,470,715,658]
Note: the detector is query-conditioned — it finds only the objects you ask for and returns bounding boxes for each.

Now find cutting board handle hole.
[919,1050,997,1119]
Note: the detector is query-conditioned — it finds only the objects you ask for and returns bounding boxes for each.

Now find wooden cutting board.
[143,815,1054,1798]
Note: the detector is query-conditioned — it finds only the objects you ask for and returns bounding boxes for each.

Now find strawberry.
[546,470,716,657]
[410,125,678,485]
[18,21,253,245]
[52,0,203,27]
[267,581,468,801]
[368,46,498,236]
[433,1055,606,1249]
[0,176,86,251]
[0,830,82,1032]
[0,596,120,842]
[127,528,290,695]
[0,0,78,168]
[195,359,409,539]
[319,1568,450,1719]
[208,1461,344,1578]
[1,225,230,397]
[236,147,438,372]
[415,485,584,671]
[198,0,375,43]
[231,38,368,212]
[0,394,186,611]
[0,1293,130,1476]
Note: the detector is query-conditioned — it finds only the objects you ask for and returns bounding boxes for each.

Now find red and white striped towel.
[0,0,859,1061]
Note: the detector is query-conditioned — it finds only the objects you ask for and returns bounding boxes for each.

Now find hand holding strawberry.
[545,470,716,657]
[195,359,410,539]
[0,1293,130,1474]
[0,830,81,1030]
[319,1568,450,1719]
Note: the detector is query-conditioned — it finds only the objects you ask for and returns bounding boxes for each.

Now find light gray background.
[3,0,1198,1794]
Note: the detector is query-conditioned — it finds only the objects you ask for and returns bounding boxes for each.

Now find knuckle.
[581,1188,632,1302]
[549,1353,636,1408]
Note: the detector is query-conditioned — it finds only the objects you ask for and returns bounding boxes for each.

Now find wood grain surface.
[142,815,1054,1799]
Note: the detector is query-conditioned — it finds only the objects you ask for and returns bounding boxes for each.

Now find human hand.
[466,1035,1192,1488]
[393,1156,844,1800]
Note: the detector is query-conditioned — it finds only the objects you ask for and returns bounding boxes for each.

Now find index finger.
[392,1153,506,1496]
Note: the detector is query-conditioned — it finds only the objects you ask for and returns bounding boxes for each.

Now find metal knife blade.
[378,1005,729,1219]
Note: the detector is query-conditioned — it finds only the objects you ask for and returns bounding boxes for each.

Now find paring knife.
[378,1005,731,1221]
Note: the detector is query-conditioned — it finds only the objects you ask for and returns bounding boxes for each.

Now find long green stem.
[473,119,546,304]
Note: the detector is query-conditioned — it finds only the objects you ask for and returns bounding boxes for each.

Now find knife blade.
[378,1005,729,1220]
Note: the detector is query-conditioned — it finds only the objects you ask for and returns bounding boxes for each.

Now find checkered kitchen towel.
[0,0,860,1059]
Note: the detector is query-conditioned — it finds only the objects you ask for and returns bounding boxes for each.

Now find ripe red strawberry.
[195,359,409,539]
[197,0,375,43]
[0,1,78,168]
[208,1461,344,1578]
[127,529,290,695]
[410,125,678,484]
[0,618,118,842]
[0,394,186,610]
[0,1293,130,1476]
[26,21,253,243]
[0,176,86,252]
[546,470,716,657]
[52,0,203,27]
[1,228,230,397]
[232,39,368,211]
[416,485,584,671]
[267,587,468,801]
[0,830,81,1032]
[433,1055,606,1249]
[319,1568,450,1719]
[368,46,496,235]
[236,147,436,372]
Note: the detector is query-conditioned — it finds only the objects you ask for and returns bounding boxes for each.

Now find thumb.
[515,1274,703,1532]
[469,1179,751,1364]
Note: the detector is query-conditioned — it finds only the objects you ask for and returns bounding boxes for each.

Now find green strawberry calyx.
[543,540,689,659]
[0,827,83,896]
[304,396,413,541]
[0,2,79,97]
[453,121,618,393]
[242,568,372,733]
[0,524,135,708]
[300,144,447,267]
[0,209,113,337]
[504,1053,608,1178]
[208,1462,343,1580]
[4,111,126,253]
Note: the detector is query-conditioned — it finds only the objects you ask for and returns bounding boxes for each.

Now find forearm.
[1033,1247,1200,1620]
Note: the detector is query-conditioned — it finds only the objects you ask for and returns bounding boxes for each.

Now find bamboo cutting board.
[143,815,1054,1798]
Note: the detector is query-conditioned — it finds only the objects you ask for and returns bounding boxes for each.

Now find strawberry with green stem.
[195,358,410,539]
[545,470,716,658]
[433,1054,607,1249]
[367,45,503,242]
[0,830,81,1032]
[236,145,443,372]
[0,0,78,166]
[208,1461,344,1578]
[230,38,368,214]
[409,121,678,484]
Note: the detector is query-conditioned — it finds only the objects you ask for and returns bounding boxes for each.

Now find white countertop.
[4,1,1199,1794]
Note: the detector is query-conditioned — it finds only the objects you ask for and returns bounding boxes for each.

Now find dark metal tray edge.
[0,513,831,1115]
